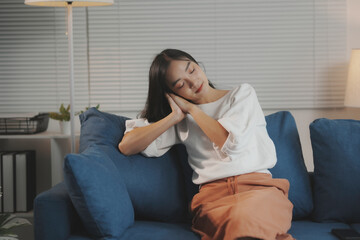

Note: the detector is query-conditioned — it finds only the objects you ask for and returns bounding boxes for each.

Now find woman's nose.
[187,79,195,89]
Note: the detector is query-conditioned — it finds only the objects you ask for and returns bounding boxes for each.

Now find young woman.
[118,49,294,240]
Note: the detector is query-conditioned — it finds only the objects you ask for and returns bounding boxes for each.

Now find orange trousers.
[190,173,294,240]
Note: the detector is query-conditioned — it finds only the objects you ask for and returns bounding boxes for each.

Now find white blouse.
[124,83,277,185]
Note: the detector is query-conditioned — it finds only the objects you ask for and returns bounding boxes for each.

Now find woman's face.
[165,59,209,104]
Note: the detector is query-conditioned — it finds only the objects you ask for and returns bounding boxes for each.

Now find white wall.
[287,0,360,171]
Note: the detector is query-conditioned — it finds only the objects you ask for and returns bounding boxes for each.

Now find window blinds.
[0,0,347,114]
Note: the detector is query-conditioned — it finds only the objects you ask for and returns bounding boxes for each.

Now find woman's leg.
[190,173,294,240]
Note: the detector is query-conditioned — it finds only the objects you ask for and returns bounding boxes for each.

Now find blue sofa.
[34,108,360,240]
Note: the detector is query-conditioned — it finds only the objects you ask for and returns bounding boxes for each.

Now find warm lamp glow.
[24,0,113,7]
[345,49,360,108]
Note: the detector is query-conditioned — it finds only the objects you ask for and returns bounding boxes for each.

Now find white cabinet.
[0,132,79,194]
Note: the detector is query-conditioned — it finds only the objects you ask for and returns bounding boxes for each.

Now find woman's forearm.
[189,105,229,149]
[118,112,181,155]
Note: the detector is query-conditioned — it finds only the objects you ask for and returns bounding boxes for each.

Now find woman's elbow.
[118,140,132,156]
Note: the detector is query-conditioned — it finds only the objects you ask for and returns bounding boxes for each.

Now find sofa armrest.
[34,182,83,240]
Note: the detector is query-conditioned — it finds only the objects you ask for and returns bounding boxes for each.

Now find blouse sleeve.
[124,118,180,157]
[214,83,267,161]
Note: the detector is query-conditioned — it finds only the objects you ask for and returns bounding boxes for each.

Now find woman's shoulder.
[229,83,256,99]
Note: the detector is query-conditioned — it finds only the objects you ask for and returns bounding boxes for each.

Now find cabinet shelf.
[0,132,80,188]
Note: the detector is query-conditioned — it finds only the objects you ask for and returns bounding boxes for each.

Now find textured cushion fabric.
[119,221,200,240]
[310,118,360,223]
[96,144,188,223]
[64,144,134,239]
[79,107,129,153]
[79,109,188,223]
[289,220,352,240]
[266,111,313,220]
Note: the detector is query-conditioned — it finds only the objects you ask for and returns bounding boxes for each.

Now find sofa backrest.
[78,108,315,223]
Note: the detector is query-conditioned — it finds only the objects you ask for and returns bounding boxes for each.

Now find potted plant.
[49,104,71,134]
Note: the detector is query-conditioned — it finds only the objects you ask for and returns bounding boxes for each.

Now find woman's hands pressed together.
[167,93,195,113]
[166,93,194,123]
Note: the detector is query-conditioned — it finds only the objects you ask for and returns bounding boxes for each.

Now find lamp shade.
[24,0,113,7]
[345,49,360,108]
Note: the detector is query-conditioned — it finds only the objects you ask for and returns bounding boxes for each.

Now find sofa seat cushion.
[310,118,360,222]
[266,111,313,219]
[119,221,200,240]
[289,221,352,240]
[64,144,134,239]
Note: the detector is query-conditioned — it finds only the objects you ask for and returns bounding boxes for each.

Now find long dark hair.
[140,49,215,122]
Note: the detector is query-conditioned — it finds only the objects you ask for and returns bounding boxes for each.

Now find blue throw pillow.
[266,111,313,220]
[64,144,134,239]
[79,107,129,152]
[79,109,188,223]
[310,118,360,223]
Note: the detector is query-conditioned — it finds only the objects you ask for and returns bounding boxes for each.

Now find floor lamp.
[24,0,113,153]
[345,49,360,109]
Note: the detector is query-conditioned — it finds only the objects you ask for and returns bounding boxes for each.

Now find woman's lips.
[195,83,203,93]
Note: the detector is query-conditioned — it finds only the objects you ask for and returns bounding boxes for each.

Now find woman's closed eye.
[176,82,185,89]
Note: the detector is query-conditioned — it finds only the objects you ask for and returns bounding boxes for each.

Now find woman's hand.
[168,93,195,114]
[165,93,186,123]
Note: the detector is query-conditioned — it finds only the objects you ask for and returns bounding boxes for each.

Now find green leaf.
[59,104,65,114]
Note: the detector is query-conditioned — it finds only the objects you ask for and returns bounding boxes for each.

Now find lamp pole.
[67,2,75,153]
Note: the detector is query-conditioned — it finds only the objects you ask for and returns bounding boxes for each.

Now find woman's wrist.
[168,111,184,124]
[188,104,199,115]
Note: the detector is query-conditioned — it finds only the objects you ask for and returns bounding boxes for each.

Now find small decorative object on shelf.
[0,113,49,135]
[0,214,31,240]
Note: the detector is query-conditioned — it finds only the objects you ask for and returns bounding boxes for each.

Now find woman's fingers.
[166,93,185,116]
[168,93,191,112]
[166,93,178,108]
[165,93,181,111]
